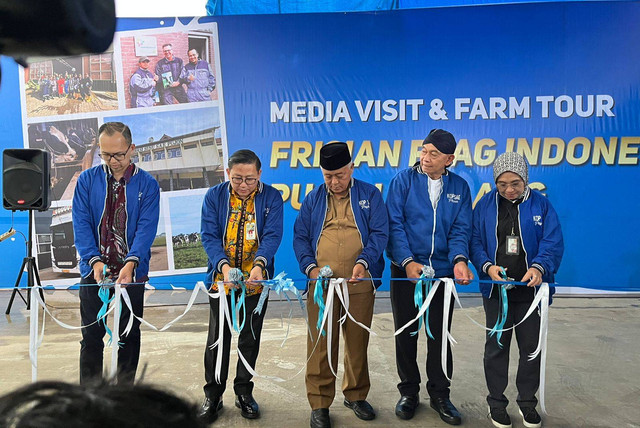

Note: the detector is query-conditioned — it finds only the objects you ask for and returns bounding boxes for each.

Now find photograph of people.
[23,52,117,118]
[120,28,219,110]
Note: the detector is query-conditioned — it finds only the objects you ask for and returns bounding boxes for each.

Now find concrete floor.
[0,289,638,428]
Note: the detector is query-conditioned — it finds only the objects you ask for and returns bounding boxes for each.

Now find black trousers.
[390,264,454,399]
[483,295,540,409]
[203,293,267,399]
[79,276,144,385]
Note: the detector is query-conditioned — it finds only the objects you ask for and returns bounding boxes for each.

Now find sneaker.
[519,407,542,428]
[488,407,512,428]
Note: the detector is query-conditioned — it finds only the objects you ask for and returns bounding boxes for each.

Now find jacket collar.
[412,162,449,177]
[102,163,138,182]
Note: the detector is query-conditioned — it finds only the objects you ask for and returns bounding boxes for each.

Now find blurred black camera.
[0,0,116,81]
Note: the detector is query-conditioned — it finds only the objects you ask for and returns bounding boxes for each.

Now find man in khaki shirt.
[294,142,389,428]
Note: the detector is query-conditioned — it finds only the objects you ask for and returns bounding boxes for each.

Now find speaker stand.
[6,210,44,315]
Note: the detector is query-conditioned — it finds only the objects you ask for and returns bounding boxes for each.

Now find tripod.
[6,210,44,315]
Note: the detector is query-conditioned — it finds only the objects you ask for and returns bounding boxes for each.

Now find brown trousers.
[306,280,374,409]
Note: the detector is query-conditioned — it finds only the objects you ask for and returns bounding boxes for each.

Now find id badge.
[506,235,520,255]
[245,221,256,241]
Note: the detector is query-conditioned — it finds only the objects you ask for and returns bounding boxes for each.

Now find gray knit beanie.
[493,152,528,185]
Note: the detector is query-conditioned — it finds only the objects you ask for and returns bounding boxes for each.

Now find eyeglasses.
[231,177,257,185]
[99,144,131,162]
[496,180,524,190]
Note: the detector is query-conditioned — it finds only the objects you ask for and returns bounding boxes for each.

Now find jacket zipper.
[427,177,443,269]
[516,202,535,299]
[490,191,500,299]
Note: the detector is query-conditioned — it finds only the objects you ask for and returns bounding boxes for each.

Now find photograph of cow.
[169,193,207,270]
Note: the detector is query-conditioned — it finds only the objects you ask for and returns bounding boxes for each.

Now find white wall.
[115,0,207,17]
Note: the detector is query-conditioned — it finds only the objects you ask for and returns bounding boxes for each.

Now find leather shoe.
[198,397,223,424]
[235,394,260,419]
[395,394,419,420]
[310,408,331,428]
[344,399,376,420]
[430,397,462,425]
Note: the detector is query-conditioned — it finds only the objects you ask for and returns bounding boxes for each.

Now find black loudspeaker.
[3,148,51,211]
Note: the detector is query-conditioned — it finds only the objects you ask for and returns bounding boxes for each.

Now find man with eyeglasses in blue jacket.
[72,121,160,386]
[386,129,473,425]
[198,149,283,424]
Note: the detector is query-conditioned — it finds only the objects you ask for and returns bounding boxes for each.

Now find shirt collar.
[103,163,136,183]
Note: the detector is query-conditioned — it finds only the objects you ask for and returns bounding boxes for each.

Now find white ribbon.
[333,279,377,336]
[109,283,122,382]
[311,278,377,378]
[323,279,337,377]
[119,287,135,338]
[213,284,229,383]
[394,280,441,336]
[34,287,116,331]
[440,278,458,381]
[118,282,209,333]
[29,286,41,382]
[528,283,549,414]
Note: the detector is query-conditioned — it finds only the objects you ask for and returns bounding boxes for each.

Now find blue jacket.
[471,187,564,299]
[72,164,160,280]
[293,178,389,288]
[386,166,472,277]
[182,59,215,102]
[201,181,284,285]
[129,67,155,108]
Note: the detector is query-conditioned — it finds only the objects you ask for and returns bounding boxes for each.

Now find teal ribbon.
[253,272,306,343]
[97,265,115,345]
[254,272,304,316]
[411,275,435,339]
[314,265,332,337]
[228,268,246,333]
[489,267,510,348]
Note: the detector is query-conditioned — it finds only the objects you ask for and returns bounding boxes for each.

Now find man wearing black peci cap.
[294,142,389,428]
[386,129,474,425]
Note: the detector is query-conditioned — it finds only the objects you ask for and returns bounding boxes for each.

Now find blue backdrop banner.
[0,2,638,293]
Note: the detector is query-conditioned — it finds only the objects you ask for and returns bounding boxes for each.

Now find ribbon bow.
[228,268,246,333]
[412,265,435,339]
[314,265,333,336]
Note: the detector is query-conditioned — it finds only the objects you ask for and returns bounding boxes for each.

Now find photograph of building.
[132,126,223,191]
[106,106,225,192]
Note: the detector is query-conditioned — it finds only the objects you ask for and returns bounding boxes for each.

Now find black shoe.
[235,394,260,419]
[430,397,462,425]
[395,394,419,420]
[489,406,512,428]
[310,408,331,428]
[519,407,542,428]
[344,399,376,421]
[198,397,223,424]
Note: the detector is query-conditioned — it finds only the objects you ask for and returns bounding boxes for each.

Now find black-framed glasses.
[99,144,131,162]
[231,177,257,185]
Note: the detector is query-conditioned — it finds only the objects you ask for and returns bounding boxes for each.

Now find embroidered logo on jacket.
[447,193,460,203]
[533,215,542,226]
[359,199,370,209]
